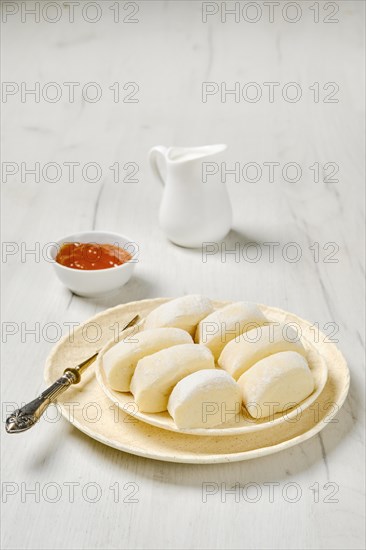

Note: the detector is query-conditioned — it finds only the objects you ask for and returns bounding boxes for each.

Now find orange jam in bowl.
[56,242,132,271]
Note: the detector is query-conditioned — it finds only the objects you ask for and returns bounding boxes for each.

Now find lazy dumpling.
[238,351,314,419]
[218,323,306,380]
[103,327,192,392]
[168,370,242,429]
[195,301,267,360]
[130,343,214,413]
[144,295,213,336]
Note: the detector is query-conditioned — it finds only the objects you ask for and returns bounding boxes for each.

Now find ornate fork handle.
[6,314,139,434]
[5,354,98,434]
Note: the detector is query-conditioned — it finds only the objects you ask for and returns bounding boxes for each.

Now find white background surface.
[1,1,365,549]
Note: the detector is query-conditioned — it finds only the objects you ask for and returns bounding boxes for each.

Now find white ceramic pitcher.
[149,144,232,248]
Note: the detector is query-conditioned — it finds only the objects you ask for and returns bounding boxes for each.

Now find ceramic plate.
[44,298,350,464]
[95,306,328,436]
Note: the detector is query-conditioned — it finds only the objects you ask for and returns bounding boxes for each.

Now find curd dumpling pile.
[102,295,315,429]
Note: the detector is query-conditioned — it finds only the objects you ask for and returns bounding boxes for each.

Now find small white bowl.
[50,231,138,297]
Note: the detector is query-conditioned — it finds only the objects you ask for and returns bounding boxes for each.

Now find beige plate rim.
[44,297,350,464]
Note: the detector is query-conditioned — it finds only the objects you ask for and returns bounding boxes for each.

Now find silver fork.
[5,314,139,434]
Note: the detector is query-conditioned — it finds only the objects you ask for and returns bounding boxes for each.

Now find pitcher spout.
[165,144,227,164]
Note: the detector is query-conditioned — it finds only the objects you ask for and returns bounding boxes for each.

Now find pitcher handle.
[149,146,168,186]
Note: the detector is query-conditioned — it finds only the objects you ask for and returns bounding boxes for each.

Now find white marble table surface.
[1,1,365,549]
